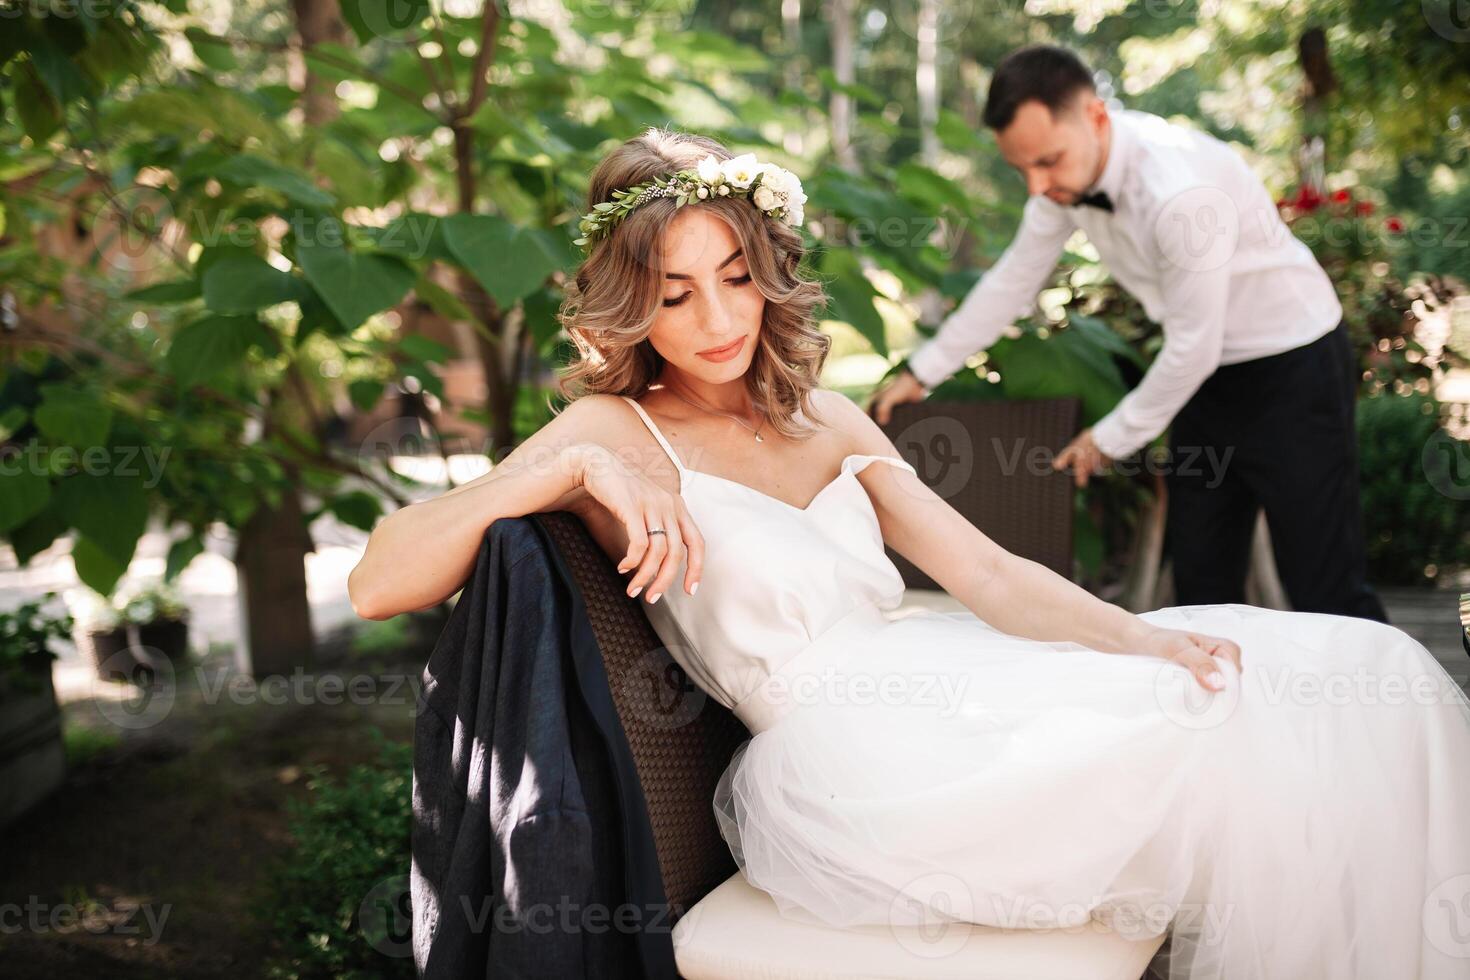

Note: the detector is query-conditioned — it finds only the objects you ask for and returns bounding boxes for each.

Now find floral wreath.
[574,152,807,250]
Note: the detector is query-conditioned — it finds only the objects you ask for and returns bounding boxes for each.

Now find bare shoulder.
[807,386,903,459]
[537,392,646,447]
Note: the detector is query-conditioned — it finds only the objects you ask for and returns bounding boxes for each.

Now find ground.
[0,618,434,979]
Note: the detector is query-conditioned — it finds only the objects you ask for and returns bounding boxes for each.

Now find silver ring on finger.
[647,527,666,536]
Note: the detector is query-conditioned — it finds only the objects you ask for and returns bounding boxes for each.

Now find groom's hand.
[868,369,928,425]
[1054,427,1112,488]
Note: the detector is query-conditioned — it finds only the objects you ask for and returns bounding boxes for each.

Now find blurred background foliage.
[1,0,1468,634]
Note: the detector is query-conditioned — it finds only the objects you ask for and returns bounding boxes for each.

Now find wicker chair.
[534,397,1165,979]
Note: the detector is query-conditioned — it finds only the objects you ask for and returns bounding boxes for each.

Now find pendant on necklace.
[755,433,764,442]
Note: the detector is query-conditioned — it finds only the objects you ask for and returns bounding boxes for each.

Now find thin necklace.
[661,382,767,442]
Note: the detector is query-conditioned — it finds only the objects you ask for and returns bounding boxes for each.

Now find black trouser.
[1164,320,1390,623]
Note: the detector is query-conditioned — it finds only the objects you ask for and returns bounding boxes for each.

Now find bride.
[349,129,1470,979]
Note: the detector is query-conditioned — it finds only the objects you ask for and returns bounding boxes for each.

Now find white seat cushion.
[673,873,1165,980]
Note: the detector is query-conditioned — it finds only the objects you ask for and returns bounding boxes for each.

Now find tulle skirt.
[712,602,1470,979]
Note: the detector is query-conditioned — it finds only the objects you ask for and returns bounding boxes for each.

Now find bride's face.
[645,207,765,381]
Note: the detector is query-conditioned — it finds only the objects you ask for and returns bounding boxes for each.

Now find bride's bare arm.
[347,394,619,620]
[825,391,1156,655]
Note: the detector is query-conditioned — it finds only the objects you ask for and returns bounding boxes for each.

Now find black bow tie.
[1074,190,1114,213]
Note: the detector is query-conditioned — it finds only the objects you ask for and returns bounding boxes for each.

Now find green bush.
[1357,392,1470,585]
[256,729,415,980]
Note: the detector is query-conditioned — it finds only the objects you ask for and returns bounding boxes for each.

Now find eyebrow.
[666,248,744,280]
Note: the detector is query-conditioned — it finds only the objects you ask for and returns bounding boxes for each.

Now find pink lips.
[698,336,746,362]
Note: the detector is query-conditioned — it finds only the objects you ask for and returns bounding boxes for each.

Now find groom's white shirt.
[906,107,1343,460]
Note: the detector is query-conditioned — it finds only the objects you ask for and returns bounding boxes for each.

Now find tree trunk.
[827,0,857,171]
[234,485,317,678]
[290,0,348,128]
[229,0,348,677]
[916,0,940,167]
[452,7,515,456]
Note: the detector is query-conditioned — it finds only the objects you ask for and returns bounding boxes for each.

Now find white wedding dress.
[621,395,1470,979]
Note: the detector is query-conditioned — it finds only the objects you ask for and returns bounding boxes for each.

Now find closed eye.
[664,273,751,307]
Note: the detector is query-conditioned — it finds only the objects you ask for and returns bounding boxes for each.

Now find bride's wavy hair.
[554,127,833,438]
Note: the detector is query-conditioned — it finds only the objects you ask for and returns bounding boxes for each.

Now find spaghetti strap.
[620,395,688,473]
[845,453,917,478]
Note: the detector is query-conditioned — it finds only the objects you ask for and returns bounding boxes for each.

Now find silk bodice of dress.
[619,395,917,733]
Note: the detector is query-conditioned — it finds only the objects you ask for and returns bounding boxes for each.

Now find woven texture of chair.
[534,510,750,929]
[878,397,1081,588]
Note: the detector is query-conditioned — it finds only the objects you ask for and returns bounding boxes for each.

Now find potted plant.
[0,592,73,828]
[118,580,192,666]
[64,587,133,682]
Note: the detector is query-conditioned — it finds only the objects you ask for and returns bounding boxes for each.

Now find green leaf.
[936,107,987,153]
[167,315,272,387]
[215,154,336,209]
[300,42,366,85]
[398,334,452,363]
[295,231,416,330]
[126,279,201,303]
[819,249,887,356]
[0,464,51,535]
[340,0,431,45]
[0,405,26,441]
[8,503,68,566]
[992,330,1126,425]
[324,490,382,532]
[202,254,309,313]
[54,472,148,570]
[72,535,129,596]
[15,65,62,142]
[1064,313,1147,370]
[28,33,95,107]
[442,214,565,308]
[362,214,449,262]
[165,534,205,582]
[410,274,472,322]
[184,27,238,72]
[348,379,385,412]
[34,385,114,450]
[895,163,972,213]
[522,286,564,349]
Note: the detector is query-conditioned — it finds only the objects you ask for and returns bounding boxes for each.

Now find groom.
[870,44,1389,623]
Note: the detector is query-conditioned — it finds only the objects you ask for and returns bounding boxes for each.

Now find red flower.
[1385,216,1405,234]
[1355,200,1375,216]
[1331,188,1352,204]
[1293,185,1324,212]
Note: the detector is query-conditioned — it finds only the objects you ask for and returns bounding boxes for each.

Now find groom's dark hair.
[982,45,1097,131]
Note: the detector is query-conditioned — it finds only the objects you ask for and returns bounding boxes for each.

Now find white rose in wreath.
[696,154,723,186]
[721,153,763,189]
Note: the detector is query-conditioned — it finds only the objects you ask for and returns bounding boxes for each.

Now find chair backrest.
[532,397,1079,922]
[878,397,1080,588]
[535,510,749,927]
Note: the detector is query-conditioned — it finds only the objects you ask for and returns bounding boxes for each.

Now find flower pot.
[0,660,66,829]
[73,624,136,682]
[136,617,190,664]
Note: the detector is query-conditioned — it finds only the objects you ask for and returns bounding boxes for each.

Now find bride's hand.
[1137,628,1244,692]
[575,444,704,603]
